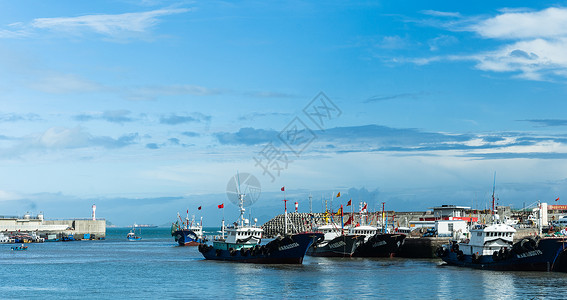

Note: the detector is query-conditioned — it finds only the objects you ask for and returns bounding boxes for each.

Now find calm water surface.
[2,228,567,299]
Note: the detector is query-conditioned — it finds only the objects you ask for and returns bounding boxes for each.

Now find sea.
[2,227,567,299]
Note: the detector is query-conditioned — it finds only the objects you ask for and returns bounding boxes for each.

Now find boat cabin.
[348,225,379,242]
[459,223,515,256]
[315,224,344,241]
[213,225,263,251]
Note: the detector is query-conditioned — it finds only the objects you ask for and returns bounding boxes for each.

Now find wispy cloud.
[409,7,567,81]
[520,119,567,127]
[0,113,42,122]
[30,8,191,39]
[30,73,105,94]
[364,91,429,103]
[0,127,140,158]
[238,112,291,121]
[215,128,279,146]
[74,110,134,123]
[213,124,567,160]
[159,113,211,125]
[126,84,224,101]
[421,10,462,18]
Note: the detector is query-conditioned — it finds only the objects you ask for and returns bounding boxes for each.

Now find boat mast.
[492,172,496,224]
[282,186,288,235]
[382,202,385,233]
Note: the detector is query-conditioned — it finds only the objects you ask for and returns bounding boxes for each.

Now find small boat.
[11,245,28,251]
[198,191,323,264]
[127,226,142,241]
[171,214,206,246]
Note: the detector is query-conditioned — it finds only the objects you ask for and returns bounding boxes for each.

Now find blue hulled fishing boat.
[171,214,205,246]
[198,193,323,264]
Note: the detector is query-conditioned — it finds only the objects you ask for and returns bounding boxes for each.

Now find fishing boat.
[127,226,142,241]
[11,244,28,251]
[198,192,323,264]
[437,176,567,271]
[437,223,567,271]
[171,213,205,246]
[351,203,406,258]
[306,223,365,257]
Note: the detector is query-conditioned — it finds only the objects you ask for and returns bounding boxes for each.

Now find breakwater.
[0,214,106,243]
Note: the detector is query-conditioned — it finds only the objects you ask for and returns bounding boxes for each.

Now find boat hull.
[307,234,365,257]
[199,232,323,264]
[438,237,567,272]
[353,233,406,258]
[173,229,204,246]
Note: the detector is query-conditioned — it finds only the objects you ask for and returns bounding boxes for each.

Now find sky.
[1,1,567,226]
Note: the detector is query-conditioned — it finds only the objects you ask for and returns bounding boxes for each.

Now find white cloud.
[421,10,462,18]
[30,73,105,94]
[36,127,92,149]
[412,7,567,81]
[31,8,190,37]
[472,7,567,39]
[473,38,567,80]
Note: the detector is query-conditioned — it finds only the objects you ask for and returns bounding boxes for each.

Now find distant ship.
[171,214,205,246]
[198,193,323,264]
[133,224,158,228]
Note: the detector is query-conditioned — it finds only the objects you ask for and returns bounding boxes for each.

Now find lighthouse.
[92,204,96,221]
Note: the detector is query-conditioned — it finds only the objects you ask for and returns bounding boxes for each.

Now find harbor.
[2,227,567,299]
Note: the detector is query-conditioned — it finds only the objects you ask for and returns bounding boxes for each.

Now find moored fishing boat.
[437,223,567,271]
[198,192,323,264]
[351,203,406,257]
[437,176,567,271]
[306,223,364,257]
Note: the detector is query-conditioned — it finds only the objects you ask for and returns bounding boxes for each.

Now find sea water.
[1,228,567,299]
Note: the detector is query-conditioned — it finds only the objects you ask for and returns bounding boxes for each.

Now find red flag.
[186,209,189,214]
[344,215,353,226]
[218,203,224,209]
[336,192,341,197]
[347,199,352,206]
[556,197,560,202]
[281,186,285,191]
[362,203,367,211]
[198,206,202,210]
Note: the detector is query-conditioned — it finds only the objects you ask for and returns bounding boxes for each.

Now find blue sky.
[1,1,567,226]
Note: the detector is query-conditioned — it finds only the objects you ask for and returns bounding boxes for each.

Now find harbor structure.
[0,212,106,241]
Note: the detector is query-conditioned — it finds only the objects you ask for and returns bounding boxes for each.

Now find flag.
[186,209,188,214]
[336,192,341,197]
[344,215,353,226]
[347,199,352,206]
[281,186,285,191]
[556,197,560,202]
[335,206,343,216]
[218,203,224,209]
[362,203,367,211]
[198,206,202,210]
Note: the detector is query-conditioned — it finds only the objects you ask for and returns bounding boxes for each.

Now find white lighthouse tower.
[92,204,97,221]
